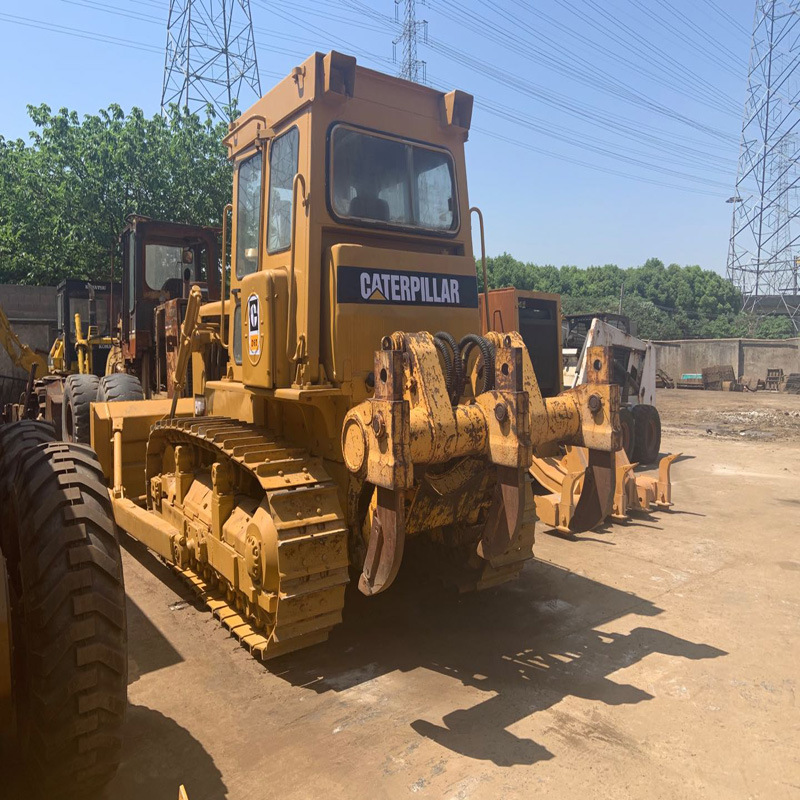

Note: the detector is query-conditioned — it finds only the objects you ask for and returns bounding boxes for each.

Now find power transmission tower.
[727,0,800,333]
[393,0,427,83]
[162,0,262,120]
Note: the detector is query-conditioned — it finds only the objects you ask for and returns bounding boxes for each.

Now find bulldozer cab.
[120,216,220,364]
[54,279,119,375]
[223,51,477,395]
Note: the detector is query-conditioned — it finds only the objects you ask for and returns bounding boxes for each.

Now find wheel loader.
[81,51,622,661]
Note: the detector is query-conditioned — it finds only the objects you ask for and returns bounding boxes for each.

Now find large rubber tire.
[0,421,57,571]
[96,373,144,403]
[62,374,100,444]
[618,406,636,461]
[9,441,126,798]
[632,404,662,465]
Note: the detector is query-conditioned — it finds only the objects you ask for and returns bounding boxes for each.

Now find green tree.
[480,253,794,339]
[0,104,232,285]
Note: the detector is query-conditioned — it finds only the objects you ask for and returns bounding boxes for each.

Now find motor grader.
[84,51,622,661]
[111,214,221,397]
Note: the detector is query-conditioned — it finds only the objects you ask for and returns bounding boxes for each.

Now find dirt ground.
[659,386,800,443]
[78,390,800,799]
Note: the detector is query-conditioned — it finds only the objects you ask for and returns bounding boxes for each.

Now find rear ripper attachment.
[342,333,621,595]
[530,447,681,533]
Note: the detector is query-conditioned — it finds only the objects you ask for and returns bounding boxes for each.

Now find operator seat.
[349,194,390,221]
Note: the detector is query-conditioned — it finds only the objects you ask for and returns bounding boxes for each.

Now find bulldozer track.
[148,417,350,661]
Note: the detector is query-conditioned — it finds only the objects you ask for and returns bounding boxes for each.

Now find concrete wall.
[653,337,800,380]
[0,284,57,404]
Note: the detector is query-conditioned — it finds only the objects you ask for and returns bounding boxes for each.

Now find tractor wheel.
[62,374,100,444]
[618,406,636,461]
[8,442,126,798]
[632,404,661,465]
[96,373,144,403]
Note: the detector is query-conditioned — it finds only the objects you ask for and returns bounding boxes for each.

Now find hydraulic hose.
[433,335,454,400]
[459,333,496,395]
[435,331,464,404]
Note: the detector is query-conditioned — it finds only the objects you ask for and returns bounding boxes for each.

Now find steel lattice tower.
[727,0,800,331]
[162,0,261,119]
[393,0,427,83]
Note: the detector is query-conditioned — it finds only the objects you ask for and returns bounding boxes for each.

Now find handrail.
[286,172,308,365]
[222,113,267,146]
[220,203,233,347]
[470,206,490,333]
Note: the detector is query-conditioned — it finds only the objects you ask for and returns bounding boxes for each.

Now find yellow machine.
[0,305,48,378]
[479,288,679,532]
[1,280,122,431]
[90,52,622,660]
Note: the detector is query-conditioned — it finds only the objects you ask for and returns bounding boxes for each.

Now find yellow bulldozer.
[86,50,621,661]
[2,50,677,798]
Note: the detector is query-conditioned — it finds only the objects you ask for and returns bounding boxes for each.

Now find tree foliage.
[0,106,794,341]
[0,104,232,285]
[480,253,794,339]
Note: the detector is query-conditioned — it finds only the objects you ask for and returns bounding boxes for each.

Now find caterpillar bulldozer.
[79,51,623,662]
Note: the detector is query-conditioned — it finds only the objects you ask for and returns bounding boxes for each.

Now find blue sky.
[0,0,754,273]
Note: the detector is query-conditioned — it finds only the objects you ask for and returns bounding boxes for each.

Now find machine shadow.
[101,704,228,800]
[125,596,184,683]
[271,551,726,767]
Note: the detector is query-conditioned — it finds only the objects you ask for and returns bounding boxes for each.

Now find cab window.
[267,127,299,254]
[331,126,457,232]
[236,151,263,278]
[145,244,185,291]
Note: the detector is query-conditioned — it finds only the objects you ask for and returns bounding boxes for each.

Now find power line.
[1,1,739,200]
[698,0,751,38]
[422,0,737,141]
[341,0,738,189]
[470,125,727,199]
[0,12,161,54]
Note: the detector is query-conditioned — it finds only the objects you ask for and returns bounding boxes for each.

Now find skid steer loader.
[86,51,622,661]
